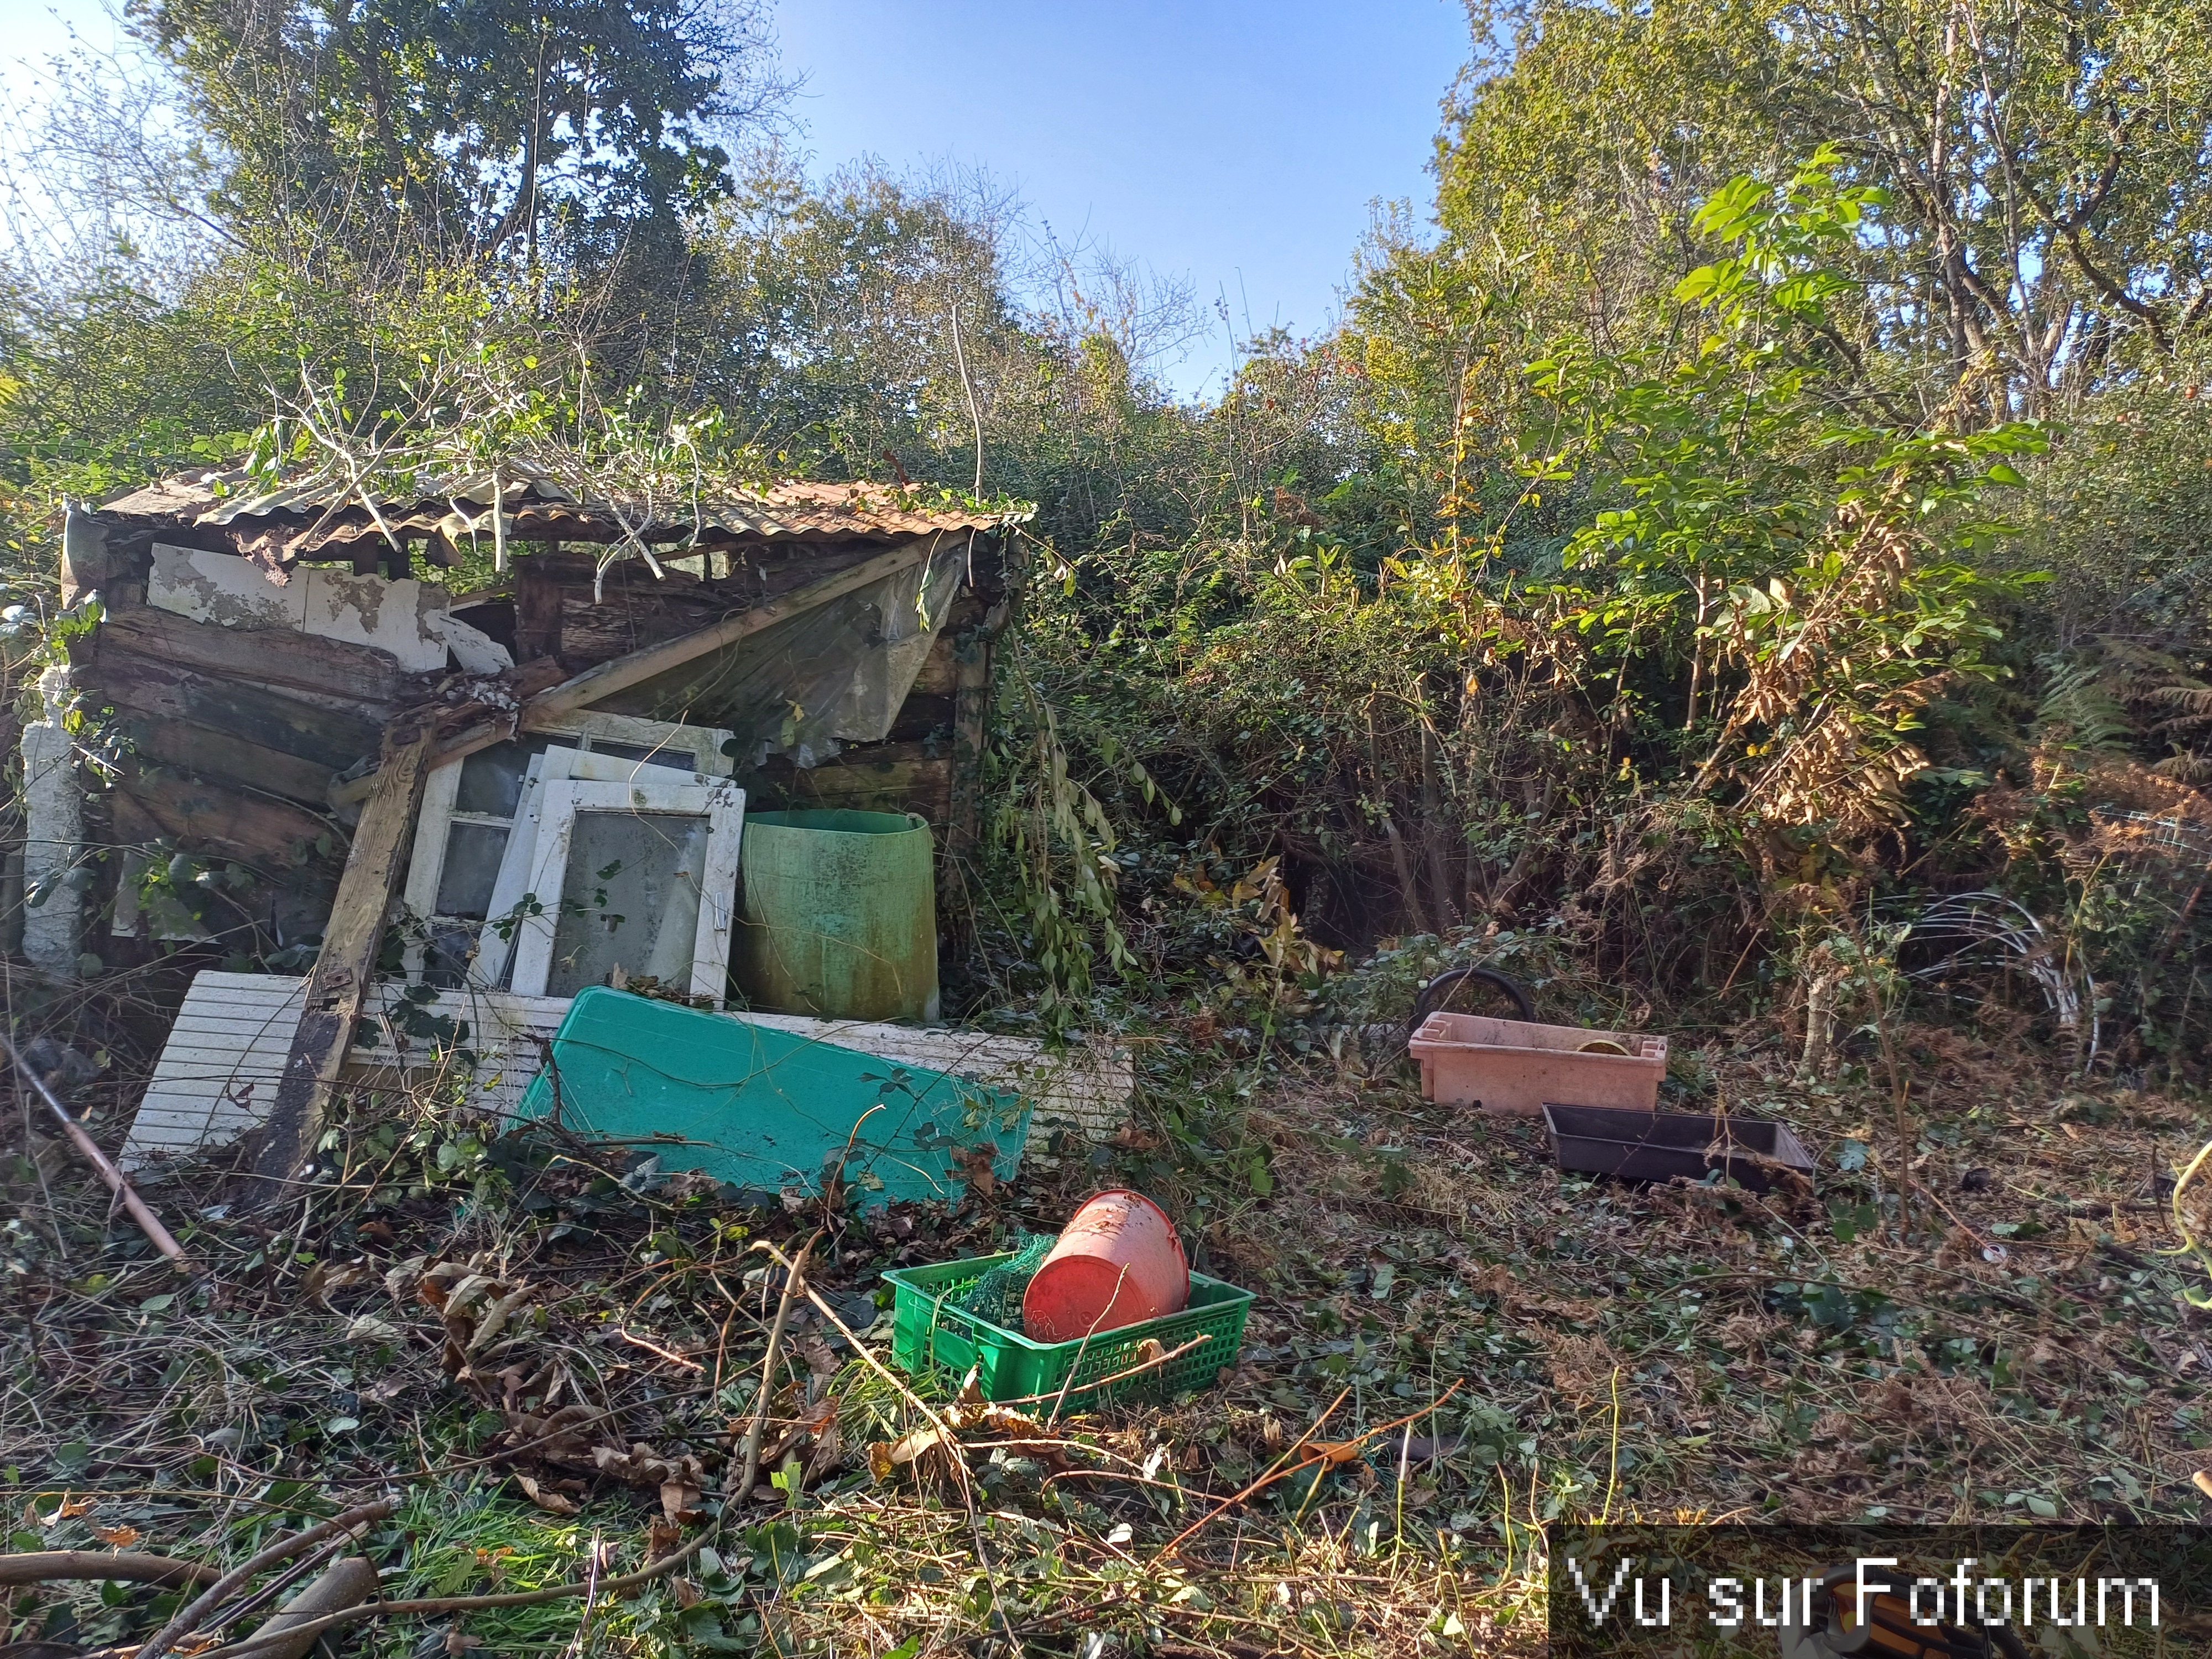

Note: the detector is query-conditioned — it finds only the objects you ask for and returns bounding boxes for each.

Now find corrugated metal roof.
[96,469,1023,547]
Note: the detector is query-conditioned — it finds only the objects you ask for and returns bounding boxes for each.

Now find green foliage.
[1438,0,2212,419]
[2,0,2208,1074]
[136,0,773,260]
[1525,152,2048,841]
[982,645,1139,1023]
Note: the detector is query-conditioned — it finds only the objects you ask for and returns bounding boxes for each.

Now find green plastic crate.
[883,1252,1254,1411]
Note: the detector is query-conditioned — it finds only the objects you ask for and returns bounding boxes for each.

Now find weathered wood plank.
[552,589,745,672]
[734,1011,1131,1142]
[123,718,338,805]
[529,542,937,719]
[87,653,385,770]
[909,629,959,697]
[91,604,416,707]
[331,543,941,795]
[948,625,997,858]
[885,693,957,739]
[746,744,953,821]
[242,719,436,1208]
[512,557,564,662]
[114,770,337,867]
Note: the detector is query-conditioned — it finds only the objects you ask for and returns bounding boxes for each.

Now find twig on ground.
[749,1238,1025,1656]
[1152,1387,1350,1563]
[1156,1384,1464,1561]
[2,1030,189,1265]
[558,1531,606,1659]
[179,1535,714,1659]
[136,1499,398,1659]
[616,1329,703,1371]
[737,1230,820,1500]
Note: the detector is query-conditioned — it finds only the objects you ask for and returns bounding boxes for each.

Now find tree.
[128,0,784,267]
[1424,0,2212,423]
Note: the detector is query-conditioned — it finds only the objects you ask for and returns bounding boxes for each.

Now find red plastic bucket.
[1021,1188,1191,1343]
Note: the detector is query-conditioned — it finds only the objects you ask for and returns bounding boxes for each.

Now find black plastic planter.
[1541,1103,1816,1193]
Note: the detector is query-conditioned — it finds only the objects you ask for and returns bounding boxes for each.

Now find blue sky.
[0,0,1470,397]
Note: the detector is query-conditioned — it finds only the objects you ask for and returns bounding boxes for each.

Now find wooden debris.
[1,1031,189,1264]
[0,1551,220,1588]
[738,1232,820,1501]
[245,1557,380,1659]
[239,715,442,1211]
[525,540,937,721]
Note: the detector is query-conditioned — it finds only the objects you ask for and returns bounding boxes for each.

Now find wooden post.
[946,614,999,860]
[241,718,437,1211]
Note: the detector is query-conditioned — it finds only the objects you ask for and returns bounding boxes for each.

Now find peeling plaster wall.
[150,542,307,630]
[302,567,450,670]
[147,543,512,675]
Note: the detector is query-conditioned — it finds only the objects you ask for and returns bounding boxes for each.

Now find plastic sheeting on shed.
[607,539,969,768]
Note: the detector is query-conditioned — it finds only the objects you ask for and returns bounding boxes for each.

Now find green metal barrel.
[732,810,940,1022]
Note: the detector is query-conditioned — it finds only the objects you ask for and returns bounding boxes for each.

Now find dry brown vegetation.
[2,957,2205,1656]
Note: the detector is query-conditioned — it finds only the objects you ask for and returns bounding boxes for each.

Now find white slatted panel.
[347,985,573,1120]
[122,974,568,1171]
[122,973,304,1167]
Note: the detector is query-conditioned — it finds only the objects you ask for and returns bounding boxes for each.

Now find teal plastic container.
[733,810,940,1022]
[510,987,1025,1207]
[884,1251,1254,1410]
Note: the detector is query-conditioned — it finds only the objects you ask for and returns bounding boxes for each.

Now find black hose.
[1407,966,1535,1035]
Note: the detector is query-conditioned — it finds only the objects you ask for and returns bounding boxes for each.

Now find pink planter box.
[1409,1012,1668,1114]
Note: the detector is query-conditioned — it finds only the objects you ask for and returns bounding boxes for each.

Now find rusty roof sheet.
[97,470,1023,547]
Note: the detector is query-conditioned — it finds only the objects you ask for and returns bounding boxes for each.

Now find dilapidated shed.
[12,469,1127,1203]
[50,472,1016,940]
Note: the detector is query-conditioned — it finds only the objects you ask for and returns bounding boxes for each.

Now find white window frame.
[555,710,736,777]
[508,776,745,1004]
[476,745,722,988]
[400,712,733,986]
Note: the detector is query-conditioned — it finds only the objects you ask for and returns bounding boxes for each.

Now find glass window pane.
[424,921,483,990]
[435,821,508,918]
[455,740,533,817]
[546,810,711,997]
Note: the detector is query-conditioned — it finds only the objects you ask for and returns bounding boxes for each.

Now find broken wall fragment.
[20,666,82,977]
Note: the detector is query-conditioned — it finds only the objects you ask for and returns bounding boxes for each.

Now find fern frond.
[2034,656,2133,752]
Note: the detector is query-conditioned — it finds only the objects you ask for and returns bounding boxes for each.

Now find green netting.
[951,1232,1056,1329]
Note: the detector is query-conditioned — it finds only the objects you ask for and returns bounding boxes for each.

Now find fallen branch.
[0,1552,220,1588]
[737,1231,820,1500]
[1153,1382,1463,1561]
[616,1329,704,1372]
[746,1240,1025,1656]
[182,1535,713,1659]
[1,1031,189,1265]
[1150,1386,1349,1563]
[246,1557,379,1659]
[138,1499,397,1659]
